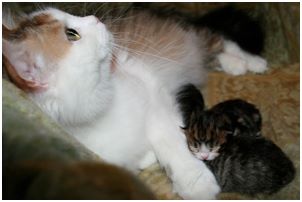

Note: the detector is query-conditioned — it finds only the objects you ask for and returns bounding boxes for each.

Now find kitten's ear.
[233,129,240,136]
[252,113,261,122]
[3,25,48,92]
[180,126,188,134]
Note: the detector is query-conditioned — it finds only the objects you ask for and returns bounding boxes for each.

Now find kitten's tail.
[192,6,265,55]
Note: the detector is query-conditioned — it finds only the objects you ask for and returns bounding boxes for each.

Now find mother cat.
[3,6,266,199]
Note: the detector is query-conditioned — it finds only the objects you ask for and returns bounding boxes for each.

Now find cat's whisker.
[97,4,133,22]
[99,6,114,21]
[111,30,187,60]
[82,2,87,16]
[35,3,46,12]
[107,14,139,26]
[111,38,161,55]
[113,32,160,44]
[113,46,182,65]
[92,3,108,17]
[111,34,184,65]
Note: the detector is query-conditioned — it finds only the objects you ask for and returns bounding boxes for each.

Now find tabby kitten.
[208,98,262,138]
[177,84,262,160]
[177,84,295,195]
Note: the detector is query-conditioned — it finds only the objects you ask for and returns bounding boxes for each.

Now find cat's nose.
[84,15,101,24]
[200,153,209,160]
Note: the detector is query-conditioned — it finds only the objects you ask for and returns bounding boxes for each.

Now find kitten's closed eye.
[65,28,81,41]
[210,146,220,153]
[189,143,200,153]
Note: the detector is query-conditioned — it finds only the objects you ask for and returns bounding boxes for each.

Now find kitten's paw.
[172,161,220,199]
[218,53,247,75]
[245,54,268,73]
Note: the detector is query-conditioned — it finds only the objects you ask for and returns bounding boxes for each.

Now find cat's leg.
[146,88,220,199]
[217,52,248,75]
[218,40,267,75]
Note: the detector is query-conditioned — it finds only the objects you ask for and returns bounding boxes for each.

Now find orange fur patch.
[25,14,71,62]
[3,13,71,91]
[108,12,187,62]
[5,13,71,63]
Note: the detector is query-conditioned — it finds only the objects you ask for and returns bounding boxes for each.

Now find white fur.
[138,150,157,170]
[16,8,222,199]
[218,40,267,75]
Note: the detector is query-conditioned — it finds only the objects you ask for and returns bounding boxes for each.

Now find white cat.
[3,7,266,199]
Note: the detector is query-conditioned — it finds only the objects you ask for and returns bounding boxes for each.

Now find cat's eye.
[65,28,81,41]
[193,142,199,148]
[211,146,220,152]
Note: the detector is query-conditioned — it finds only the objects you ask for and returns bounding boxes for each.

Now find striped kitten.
[177,84,295,195]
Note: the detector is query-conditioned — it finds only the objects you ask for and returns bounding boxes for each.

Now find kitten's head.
[184,112,229,161]
[3,8,114,124]
[210,99,262,137]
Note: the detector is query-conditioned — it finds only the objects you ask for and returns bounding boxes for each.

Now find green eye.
[65,28,81,41]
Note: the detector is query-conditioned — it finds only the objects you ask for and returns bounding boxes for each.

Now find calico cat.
[3,4,267,199]
[177,84,295,195]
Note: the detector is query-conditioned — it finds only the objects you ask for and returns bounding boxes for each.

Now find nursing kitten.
[2,4,267,199]
[177,84,262,160]
[208,99,262,138]
[177,84,295,195]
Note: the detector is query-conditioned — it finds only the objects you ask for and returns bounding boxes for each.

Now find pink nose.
[200,153,209,160]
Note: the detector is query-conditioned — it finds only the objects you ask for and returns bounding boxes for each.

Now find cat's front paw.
[173,173,220,199]
[245,55,268,73]
[171,161,220,199]
[217,53,247,75]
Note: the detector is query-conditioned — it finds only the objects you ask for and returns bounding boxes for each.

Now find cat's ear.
[252,113,261,123]
[180,126,188,133]
[3,25,48,92]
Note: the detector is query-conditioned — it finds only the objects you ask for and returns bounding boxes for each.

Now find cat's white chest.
[69,71,153,172]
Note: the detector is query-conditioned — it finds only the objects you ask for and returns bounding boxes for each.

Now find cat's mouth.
[195,152,219,161]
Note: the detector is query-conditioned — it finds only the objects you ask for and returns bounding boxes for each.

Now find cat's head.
[3,8,114,125]
[210,99,262,137]
[184,112,229,161]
